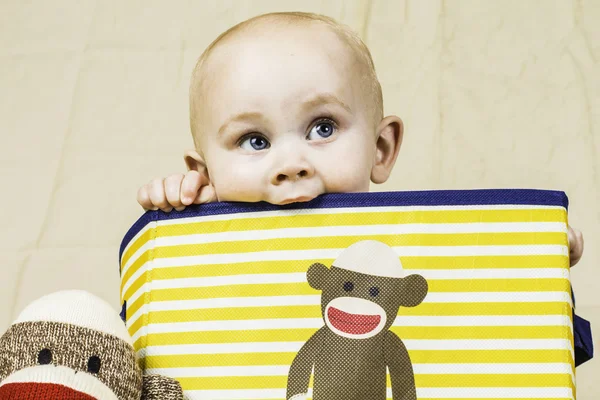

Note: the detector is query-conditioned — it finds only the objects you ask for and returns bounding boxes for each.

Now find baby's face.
[194,24,379,205]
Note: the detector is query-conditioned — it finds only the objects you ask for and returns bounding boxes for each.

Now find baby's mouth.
[278,195,316,205]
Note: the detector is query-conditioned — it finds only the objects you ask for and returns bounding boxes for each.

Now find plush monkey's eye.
[343,281,354,292]
[87,356,101,374]
[369,287,380,297]
[38,348,52,365]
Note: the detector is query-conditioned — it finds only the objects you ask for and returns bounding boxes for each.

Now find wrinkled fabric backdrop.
[0,0,598,395]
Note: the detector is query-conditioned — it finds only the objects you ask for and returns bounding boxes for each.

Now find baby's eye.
[307,120,336,140]
[239,134,270,151]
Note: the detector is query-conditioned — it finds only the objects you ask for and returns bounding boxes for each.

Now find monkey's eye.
[87,356,101,374]
[343,281,354,292]
[38,348,52,365]
[369,287,380,297]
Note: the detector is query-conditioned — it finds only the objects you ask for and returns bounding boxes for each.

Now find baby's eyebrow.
[218,112,265,136]
[301,93,352,114]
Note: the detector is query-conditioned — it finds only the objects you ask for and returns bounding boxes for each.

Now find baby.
[137,12,584,263]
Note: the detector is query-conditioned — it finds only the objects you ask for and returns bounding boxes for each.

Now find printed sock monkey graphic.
[286,240,428,400]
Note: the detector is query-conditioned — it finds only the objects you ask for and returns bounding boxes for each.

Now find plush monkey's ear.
[398,274,428,307]
[306,263,329,290]
[141,374,183,400]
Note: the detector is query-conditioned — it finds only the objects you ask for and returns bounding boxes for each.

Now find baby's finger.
[567,226,584,267]
[181,170,205,205]
[137,185,155,210]
[149,178,173,212]
[165,174,185,209]
[195,185,217,204]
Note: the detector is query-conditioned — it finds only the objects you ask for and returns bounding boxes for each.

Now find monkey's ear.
[398,274,428,307]
[141,374,183,400]
[306,263,329,290]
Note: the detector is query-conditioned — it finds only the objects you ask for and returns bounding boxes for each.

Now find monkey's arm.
[286,328,323,400]
[385,331,417,400]
[0,356,8,383]
[141,374,183,400]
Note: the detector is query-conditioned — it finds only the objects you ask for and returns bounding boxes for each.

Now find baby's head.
[186,12,403,205]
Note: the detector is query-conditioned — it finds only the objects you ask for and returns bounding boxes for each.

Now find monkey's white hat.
[332,240,404,278]
[14,290,132,346]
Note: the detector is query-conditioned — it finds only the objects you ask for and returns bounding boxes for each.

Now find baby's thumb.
[195,185,217,204]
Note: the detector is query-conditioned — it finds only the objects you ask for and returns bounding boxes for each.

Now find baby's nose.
[272,161,315,184]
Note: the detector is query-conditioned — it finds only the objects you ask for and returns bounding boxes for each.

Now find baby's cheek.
[326,166,370,193]
[320,151,372,193]
[212,165,267,202]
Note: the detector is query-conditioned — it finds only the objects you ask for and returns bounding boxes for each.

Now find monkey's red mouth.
[327,307,381,335]
[0,382,97,399]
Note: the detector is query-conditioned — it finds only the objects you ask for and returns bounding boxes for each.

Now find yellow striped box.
[119,189,575,400]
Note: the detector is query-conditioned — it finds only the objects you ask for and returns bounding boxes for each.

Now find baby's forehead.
[206,34,362,110]
[189,15,382,141]
[200,22,366,102]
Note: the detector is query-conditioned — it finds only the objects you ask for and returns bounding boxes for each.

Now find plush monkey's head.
[307,240,428,339]
[0,290,182,400]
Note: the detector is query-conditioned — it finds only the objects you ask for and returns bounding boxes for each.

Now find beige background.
[0,0,598,396]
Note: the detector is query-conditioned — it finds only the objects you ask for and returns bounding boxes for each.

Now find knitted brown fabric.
[0,321,142,399]
[141,375,184,400]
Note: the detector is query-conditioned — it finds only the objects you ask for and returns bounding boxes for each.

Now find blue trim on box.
[119,300,127,323]
[118,189,568,267]
[573,312,594,366]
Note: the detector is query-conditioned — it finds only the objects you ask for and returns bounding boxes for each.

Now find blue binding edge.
[119,188,568,264]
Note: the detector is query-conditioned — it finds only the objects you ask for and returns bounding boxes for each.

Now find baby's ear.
[371,116,403,184]
[184,149,216,204]
[184,149,208,174]
[141,374,183,400]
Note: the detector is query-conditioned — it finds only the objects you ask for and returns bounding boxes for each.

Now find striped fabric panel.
[119,191,575,400]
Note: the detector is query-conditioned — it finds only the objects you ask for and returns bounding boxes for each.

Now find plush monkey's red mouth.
[0,382,97,399]
[327,307,381,335]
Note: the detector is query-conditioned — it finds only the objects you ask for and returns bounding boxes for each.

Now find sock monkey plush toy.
[0,290,183,400]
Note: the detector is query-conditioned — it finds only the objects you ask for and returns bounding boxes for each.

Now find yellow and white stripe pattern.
[120,201,575,400]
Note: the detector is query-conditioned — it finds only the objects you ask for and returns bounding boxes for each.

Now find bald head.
[189,12,384,146]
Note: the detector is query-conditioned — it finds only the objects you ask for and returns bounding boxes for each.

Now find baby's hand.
[567,225,584,267]
[137,171,216,212]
